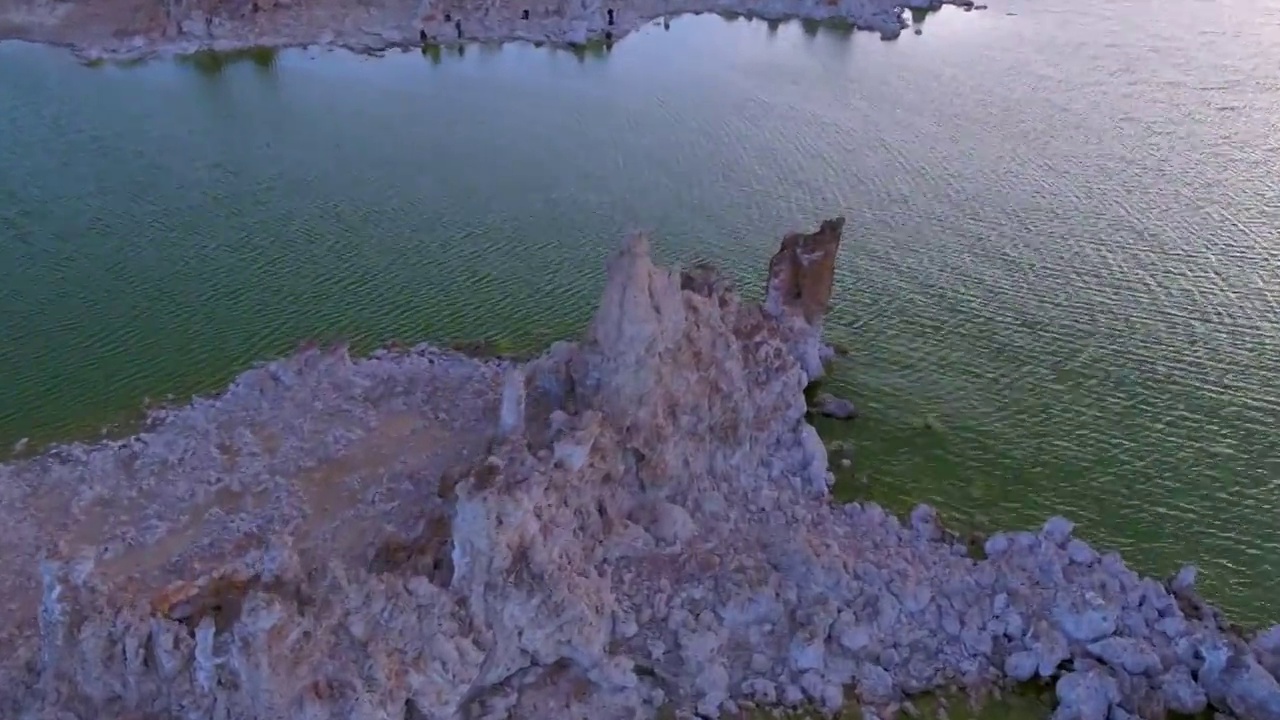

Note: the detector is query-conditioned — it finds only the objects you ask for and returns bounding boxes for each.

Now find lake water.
[1,0,1278,623]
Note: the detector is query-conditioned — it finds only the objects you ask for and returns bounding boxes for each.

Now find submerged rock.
[0,218,1273,720]
[813,392,858,420]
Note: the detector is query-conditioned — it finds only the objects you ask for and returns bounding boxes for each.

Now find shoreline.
[0,0,985,64]
[2,219,1278,719]
[1,336,536,464]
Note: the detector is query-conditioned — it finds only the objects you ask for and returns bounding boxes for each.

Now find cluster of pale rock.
[4,219,1278,720]
[23,0,973,62]
[411,0,943,47]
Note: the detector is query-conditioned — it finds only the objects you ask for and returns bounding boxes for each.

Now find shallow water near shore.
[2,0,1279,636]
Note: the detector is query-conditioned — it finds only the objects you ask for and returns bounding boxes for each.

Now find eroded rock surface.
[764,215,846,381]
[765,216,844,327]
[2,219,1277,720]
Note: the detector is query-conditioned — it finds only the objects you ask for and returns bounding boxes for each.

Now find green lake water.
[1,0,1278,626]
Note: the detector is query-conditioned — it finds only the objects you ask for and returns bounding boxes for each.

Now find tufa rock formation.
[764,215,845,381]
[765,216,844,327]
[0,0,972,62]
[3,218,1279,720]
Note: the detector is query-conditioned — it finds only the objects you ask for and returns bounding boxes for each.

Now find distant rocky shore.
[0,0,983,63]
[1,218,1276,720]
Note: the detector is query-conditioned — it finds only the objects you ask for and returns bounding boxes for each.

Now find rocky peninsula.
[0,0,981,62]
[1,219,1277,720]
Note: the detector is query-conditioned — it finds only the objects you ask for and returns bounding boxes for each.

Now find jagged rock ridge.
[5,219,1280,720]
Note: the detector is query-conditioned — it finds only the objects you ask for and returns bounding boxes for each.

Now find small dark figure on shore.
[444,11,452,21]
[419,28,427,42]
[205,15,213,32]
[604,30,613,41]
[251,1,259,13]
[606,8,614,25]
[455,18,463,38]
[522,8,529,19]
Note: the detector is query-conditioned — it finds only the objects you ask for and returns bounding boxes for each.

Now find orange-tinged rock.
[764,216,845,326]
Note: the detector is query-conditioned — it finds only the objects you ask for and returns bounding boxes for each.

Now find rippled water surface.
[1,0,1278,622]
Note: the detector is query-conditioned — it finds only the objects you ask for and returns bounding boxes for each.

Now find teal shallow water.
[1,1,1278,622]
